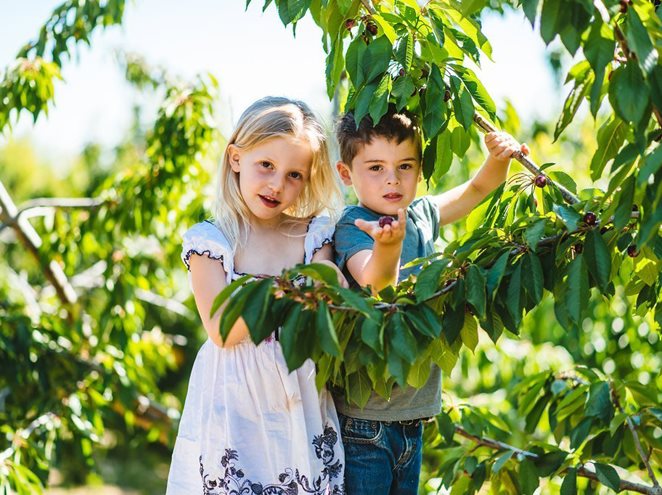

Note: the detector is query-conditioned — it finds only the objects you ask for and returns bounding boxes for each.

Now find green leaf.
[347,369,372,407]
[436,411,456,443]
[431,130,453,182]
[279,305,304,370]
[210,274,252,316]
[388,312,418,363]
[407,356,432,388]
[345,36,368,88]
[453,65,496,119]
[296,263,340,286]
[560,467,577,495]
[506,262,523,327]
[415,259,449,302]
[609,62,650,125]
[522,252,543,304]
[486,251,509,298]
[594,463,621,492]
[554,61,593,140]
[584,21,615,117]
[584,229,611,292]
[395,32,414,71]
[586,381,614,423]
[353,80,380,127]
[405,304,442,339]
[525,220,547,252]
[540,0,561,44]
[465,264,486,318]
[241,279,274,344]
[614,174,635,230]
[315,300,340,356]
[492,450,514,473]
[422,64,447,138]
[392,75,415,111]
[441,302,465,344]
[460,314,478,352]
[553,204,582,232]
[360,314,384,357]
[369,73,391,125]
[422,134,439,181]
[590,117,627,181]
[277,0,311,27]
[364,35,393,85]
[625,8,658,75]
[565,254,589,325]
[519,458,539,495]
[522,0,539,26]
[428,8,445,46]
[638,143,662,184]
[450,75,475,130]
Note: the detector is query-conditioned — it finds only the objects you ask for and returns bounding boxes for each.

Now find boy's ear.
[336,161,353,186]
[227,144,241,172]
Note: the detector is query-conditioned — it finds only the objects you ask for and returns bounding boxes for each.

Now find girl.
[167,97,346,494]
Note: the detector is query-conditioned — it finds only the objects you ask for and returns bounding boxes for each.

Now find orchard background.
[1,1,661,494]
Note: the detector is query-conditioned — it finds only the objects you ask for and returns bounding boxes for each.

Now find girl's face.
[228,135,313,225]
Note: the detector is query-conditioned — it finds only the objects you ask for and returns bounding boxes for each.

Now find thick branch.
[16,196,106,220]
[0,180,77,305]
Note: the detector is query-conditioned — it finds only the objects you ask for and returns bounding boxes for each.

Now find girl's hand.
[354,208,406,247]
[314,259,349,288]
[484,132,528,162]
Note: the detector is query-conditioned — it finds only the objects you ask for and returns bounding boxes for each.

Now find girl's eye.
[260,161,273,169]
[289,171,303,180]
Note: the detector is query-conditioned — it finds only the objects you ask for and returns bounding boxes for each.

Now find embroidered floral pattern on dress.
[199,425,344,495]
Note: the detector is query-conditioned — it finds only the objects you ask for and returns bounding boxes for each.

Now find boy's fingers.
[520,143,530,156]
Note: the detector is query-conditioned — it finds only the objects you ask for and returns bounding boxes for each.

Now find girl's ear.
[336,161,353,186]
[228,144,241,172]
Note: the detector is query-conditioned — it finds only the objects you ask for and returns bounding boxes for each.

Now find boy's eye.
[260,161,273,169]
[400,163,414,170]
[369,165,382,172]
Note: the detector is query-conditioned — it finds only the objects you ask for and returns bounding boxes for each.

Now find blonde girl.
[167,97,345,494]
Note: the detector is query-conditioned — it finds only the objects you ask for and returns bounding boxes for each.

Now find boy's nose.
[386,171,400,185]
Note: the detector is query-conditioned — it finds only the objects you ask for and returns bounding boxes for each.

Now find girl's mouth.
[259,194,281,208]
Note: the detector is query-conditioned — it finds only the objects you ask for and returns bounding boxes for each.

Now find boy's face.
[337,136,421,216]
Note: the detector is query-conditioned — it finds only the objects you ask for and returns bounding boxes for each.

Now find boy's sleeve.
[421,196,441,242]
[334,210,375,273]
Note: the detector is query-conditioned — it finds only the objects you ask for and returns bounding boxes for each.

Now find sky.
[0,1,563,160]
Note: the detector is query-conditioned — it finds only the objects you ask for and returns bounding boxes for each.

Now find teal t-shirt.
[333,196,443,421]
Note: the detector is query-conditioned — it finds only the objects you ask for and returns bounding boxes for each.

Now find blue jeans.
[339,413,423,495]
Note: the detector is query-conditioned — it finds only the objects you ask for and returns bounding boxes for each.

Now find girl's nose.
[269,174,285,193]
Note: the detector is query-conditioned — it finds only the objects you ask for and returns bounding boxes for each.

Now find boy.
[333,107,525,494]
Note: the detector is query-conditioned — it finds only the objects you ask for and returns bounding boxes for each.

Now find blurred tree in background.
[1,1,660,494]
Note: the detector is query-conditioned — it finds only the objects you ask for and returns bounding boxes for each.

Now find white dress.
[166,218,344,495]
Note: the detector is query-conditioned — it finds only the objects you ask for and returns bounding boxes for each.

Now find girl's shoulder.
[181,221,233,272]
[304,215,335,263]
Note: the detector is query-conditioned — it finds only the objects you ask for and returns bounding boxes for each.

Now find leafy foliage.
[1,0,661,493]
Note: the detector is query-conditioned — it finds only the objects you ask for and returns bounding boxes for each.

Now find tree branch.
[0,180,77,305]
[473,113,580,205]
[453,424,660,494]
[610,381,662,493]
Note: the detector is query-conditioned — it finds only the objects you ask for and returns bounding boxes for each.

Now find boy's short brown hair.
[335,106,422,167]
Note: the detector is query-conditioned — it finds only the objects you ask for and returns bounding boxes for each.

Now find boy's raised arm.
[433,131,525,226]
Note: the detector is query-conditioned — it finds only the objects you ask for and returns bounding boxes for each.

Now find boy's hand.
[484,132,529,163]
[355,208,406,246]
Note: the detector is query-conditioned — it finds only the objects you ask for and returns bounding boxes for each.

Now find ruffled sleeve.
[304,216,335,264]
[181,221,234,283]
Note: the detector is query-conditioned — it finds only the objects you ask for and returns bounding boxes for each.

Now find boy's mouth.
[258,194,281,208]
[383,192,403,202]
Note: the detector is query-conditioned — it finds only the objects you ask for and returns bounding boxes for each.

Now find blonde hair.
[213,96,343,248]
